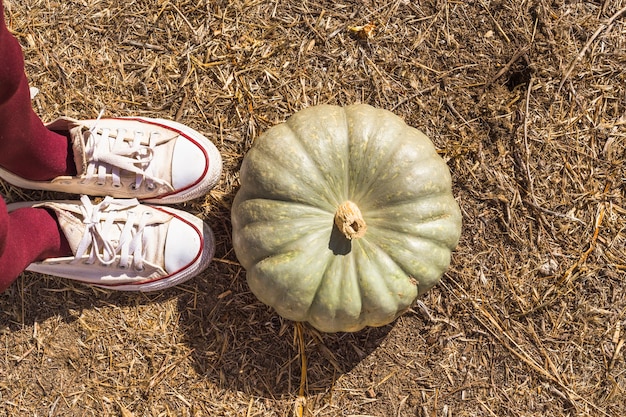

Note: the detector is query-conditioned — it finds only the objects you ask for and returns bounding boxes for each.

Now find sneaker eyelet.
[130,183,138,190]
[147,183,156,191]
[134,266,145,272]
[113,183,122,188]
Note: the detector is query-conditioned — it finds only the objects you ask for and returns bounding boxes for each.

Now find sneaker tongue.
[44,117,87,176]
[38,201,87,255]
[69,125,88,176]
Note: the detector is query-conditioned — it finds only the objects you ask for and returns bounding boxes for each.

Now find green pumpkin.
[231,104,462,332]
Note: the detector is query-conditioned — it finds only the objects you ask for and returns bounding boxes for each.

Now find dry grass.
[1,0,626,416]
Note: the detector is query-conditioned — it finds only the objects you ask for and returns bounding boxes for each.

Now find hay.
[1,0,625,416]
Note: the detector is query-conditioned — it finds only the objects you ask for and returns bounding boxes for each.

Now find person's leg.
[0,196,71,293]
[0,197,7,259]
[0,2,74,181]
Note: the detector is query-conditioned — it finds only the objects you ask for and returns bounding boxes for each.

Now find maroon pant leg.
[0,1,73,181]
[0,3,72,292]
[0,197,71,292]
[0,196,6,259]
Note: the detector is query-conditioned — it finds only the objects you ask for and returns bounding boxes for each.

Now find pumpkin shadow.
[329,223,352,255]
[178,215,393,398]
[177,285,393,398]
[0,273,183,332]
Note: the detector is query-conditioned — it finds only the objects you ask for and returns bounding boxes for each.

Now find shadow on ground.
[177,215,395,398]
[0,271,183,332]
[0,194,394,400]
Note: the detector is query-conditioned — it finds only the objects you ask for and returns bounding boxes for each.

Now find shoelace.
[83,110,166,190]
[72,195,152,271]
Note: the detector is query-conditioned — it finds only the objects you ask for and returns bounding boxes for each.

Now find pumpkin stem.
[334,201,367,240]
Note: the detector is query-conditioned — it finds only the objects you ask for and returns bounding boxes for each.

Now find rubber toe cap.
[164,216,203,273]
[171,138,207,189]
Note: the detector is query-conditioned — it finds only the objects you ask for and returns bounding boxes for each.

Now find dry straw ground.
[1,0,625,416]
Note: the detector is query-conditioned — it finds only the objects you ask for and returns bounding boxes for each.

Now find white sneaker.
[9,195,215,291]
[0,114,222,204]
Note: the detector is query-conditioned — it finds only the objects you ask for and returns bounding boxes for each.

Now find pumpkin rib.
[348,144,403,206]
[234,198,333,224]
[345,108,419,205]
[305,248,362,332]
[237,168,327,209]
[343,113,352,201]
[356,236,427,290]
[236,203,332,268]
[364,193,456,213]
[302,255,336,322]
[278,121,338,197]
[249,242,330,322]
[240,133,335,208]
[367,222,461,252]
[346,106,440,201]
[365,198,462,248]
[236,223,331,266]
[265,224,330,260]
[366,231,453,294]
[283,107,351,205]
[353,239,415,326]
[369,222,457,254]
[337,105,352,200]
[362,154,452,210]
[365,199,457,223]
